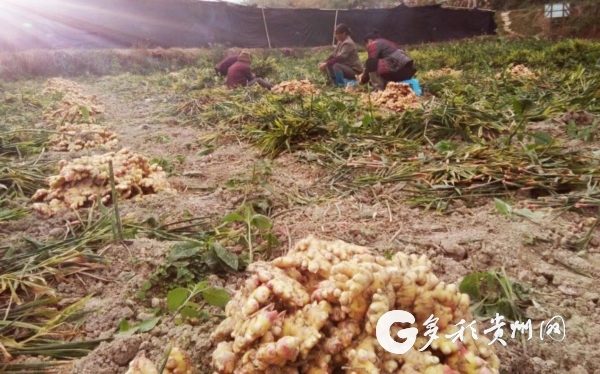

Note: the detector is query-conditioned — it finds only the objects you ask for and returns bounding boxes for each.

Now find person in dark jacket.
[319,24,363,87]
[215,55,238,77]
[226,51,273,90]
[359,29,416,91]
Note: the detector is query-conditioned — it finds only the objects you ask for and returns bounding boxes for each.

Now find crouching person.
[215,54,238,77]
[319,24,363,87]
[359,29,416,91]
[226,52,273,90]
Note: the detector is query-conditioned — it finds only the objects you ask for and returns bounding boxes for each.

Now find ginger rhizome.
[43,78,85,96]
[49,123,118,152]
[211,235,500,374]
[495,64,537,80]
[363,82,421,112]
[272,80,320,95]
[424,68,463,79]
[43,92,105,123]
[31,148,173,216]
[125,347,193,374]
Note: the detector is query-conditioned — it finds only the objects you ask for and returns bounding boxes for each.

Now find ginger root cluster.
[31,148,173,216]
[43,92,105,123]
[363,82,421,112]
[49,123,118,152]
[43,78,85,95]
[211,235,500,374]
[424,68,463,79]
[272,80,320,95]
[495,64,537,80]
[125,347,193,374]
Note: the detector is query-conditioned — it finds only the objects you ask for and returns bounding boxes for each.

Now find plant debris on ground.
[1,37,600,374]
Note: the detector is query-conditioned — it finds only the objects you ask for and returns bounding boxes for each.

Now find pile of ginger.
[210,235,500,374]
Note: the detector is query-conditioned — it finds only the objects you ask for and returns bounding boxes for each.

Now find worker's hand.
[318,63,327,71]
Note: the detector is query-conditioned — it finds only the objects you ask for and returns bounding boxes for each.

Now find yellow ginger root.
[125,354,159,374]
[211,235,500,374]
[362,82,421,112]
[495,63,537,80]
[212,342,237,373]
[271,80,320,95]
[343,335,380,374]
[165,347,193,374]
[253,336,301,369]
[43,92,105,123]
[31,148,173,216]
[423,68,463,79]
[49,123,118,152]
[43,78,84,95]
[233,306,281,353]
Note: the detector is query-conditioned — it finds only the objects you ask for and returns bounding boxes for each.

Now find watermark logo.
[376,310,566,354]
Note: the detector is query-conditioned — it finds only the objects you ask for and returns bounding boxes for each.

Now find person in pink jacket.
[359,29,417,91]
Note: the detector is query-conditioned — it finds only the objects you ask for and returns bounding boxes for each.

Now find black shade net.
[0,0,496,52]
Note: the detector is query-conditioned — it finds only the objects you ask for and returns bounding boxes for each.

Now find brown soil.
[4,74,600,374]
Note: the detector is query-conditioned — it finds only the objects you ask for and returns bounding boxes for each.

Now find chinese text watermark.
[376,310,565,355]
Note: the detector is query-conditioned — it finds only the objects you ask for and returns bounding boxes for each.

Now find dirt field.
[2,57,600,374]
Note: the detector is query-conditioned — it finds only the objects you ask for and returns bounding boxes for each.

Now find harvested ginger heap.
[43,78,85,95]
[43,92,105,123]
[496,64,537,80]
[49,123,118,152]
[32,148,173,216]
[211,235,500,374]
[424,68,463,79]
[363,82,421,112]
[272,80,320,95]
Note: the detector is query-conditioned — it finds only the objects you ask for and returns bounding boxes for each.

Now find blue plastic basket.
[399,78,422,96]
[343,79,358,87]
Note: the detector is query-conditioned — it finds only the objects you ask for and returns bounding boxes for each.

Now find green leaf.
[223,212,244,223]
[81,106,89,121]
[530,131,554,146]
[202,287,231,308]
[203,251,221,270]
[512,98,534,116]
[514,208,545,220]
[212,243,239,270]
[168,242,202,261]
[116,319,139,337]
[244,205,254,220]
[459,273,484,301]
[142,281,152,291]
[362,115,373,127]
[251,214,272,231]
[567,120,578,137]
[433,140,459,154]
[197,146,215,156]
[167,288,190,312]
[494,198,512,217]
[192,281,210,294]
[180,306,199,319]
[118,319,130,333]
[138,317,161,333]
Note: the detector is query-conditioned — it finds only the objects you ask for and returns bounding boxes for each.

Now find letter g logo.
[376,310,419,354]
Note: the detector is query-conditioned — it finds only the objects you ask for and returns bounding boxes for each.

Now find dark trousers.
[382,60,417,84]
[326,63,358,81]
[248,78,273,90]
